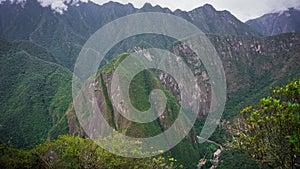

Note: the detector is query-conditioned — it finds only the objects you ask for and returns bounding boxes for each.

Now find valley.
[0,0,299,168]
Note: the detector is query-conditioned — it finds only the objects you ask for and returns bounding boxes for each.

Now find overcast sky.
[91,0,300,21]
[2,0,300,21]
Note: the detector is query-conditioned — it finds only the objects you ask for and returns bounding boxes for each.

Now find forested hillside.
[0,0,299,168]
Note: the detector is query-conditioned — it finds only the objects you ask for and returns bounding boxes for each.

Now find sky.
[90,0,300,21]
[1,0,300,21]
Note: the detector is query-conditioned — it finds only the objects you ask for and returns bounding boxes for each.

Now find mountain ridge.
[0,1,299,168]
[246,7,300,36]
[0,38,74,148]
[0,0,260,70]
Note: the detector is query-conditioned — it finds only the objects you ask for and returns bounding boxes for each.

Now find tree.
[1,135,180,169]
[227,79,300,168]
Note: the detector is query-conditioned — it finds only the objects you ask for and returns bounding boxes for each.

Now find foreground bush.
[0,135,178,169]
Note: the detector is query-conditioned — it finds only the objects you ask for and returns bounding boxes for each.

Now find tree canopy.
[227,79,300,168]
[0,135,179,169]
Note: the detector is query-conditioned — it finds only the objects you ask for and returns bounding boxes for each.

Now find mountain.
[206,33,300,117]
[66,32,300,167]
[172,33,300,168]
[0,32,299,167]
[173,4,259,36]
[0,1,299,168]
[69,52,202,167]
[0,0,260,70]
[0,38,74,148]
[246,7,300,36]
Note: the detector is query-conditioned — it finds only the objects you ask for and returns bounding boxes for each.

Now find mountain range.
[246,7,300,36]
[0,0,299,168]
[0,0,260,70]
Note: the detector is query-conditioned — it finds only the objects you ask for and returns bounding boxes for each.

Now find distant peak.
[192,3,216,12]
[127,2,134,8]
[104,1,123,5]
[102,1,125,7]
[269,6,300,15]
[142,2,153,8]
[203,4,215,10]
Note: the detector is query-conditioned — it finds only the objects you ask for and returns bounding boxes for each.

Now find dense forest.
[0,0,299,168]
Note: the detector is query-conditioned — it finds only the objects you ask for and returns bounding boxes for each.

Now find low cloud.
[0,0,88,14]
[38,0,88,14]
[38,0,68,14]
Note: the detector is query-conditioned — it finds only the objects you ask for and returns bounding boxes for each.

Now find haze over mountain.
[2,0,300,22]
[0,0,259,70]
[246,7,300,36]
[0,0,299,168]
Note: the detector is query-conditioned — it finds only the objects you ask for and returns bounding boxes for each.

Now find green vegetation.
[0,135,178,169]
[218,149,262,169]
[0,39,73,148]
[95,53,201,167]
[226,79,300,168]
[0,7,299,167]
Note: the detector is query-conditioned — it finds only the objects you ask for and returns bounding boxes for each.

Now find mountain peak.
[139,2,172,13]
[203,4,216,10]
[142,2,153,8]
[192,3,216,12]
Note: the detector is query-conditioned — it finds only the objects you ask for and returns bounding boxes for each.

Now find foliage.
[0,39,73,148]
[226,79,300,168]
[218,149,262,169]
[0,144,35,169]
[95,53,200,167]
[0,135,178,169]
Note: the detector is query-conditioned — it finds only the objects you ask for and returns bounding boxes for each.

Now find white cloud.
[0,0,87,14]
[37,0,71,14]
[0,0,26,5]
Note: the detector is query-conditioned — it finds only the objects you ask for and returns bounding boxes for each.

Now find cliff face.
[66,32,300,167]
[210,33,300,116]
[246,8,300,36]
[1,32,298,152]
[70,53,201,166]
[68,32,300,131]
[209,33,300,91]
[1,1,300,167]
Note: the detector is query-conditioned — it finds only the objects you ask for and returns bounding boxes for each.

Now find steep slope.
[209,33,300,116]
[246,7,300,36]
[137,32,300,120]
[0,2,299,166]
[68,33,300,167]
[70,53,201,167]
[0,31,298,151]
[0,32,298,168]
[0,38,73,148]
[0,0,137,69]
[170,33,300,168]
[0,0,259,70]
